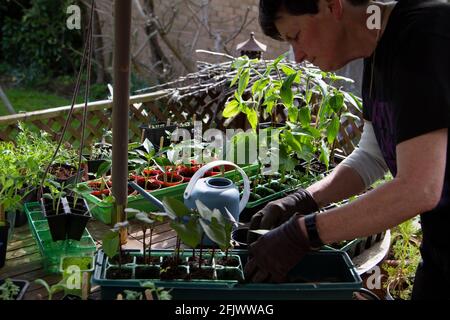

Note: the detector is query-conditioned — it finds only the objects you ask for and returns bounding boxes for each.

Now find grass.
[0,88,74,116]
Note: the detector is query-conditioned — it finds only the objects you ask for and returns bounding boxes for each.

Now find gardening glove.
[244,214,312,283]
[247,188,318,244]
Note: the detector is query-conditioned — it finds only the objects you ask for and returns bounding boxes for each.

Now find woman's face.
[274,1,349,71]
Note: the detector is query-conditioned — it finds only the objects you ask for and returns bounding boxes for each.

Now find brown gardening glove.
[244,214,312,283]
[247,188,318,244]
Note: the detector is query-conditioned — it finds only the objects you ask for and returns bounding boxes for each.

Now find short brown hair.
[259,0,371,40]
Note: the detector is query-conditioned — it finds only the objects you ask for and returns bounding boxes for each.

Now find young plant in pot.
[66,184,93,241]
[160,197,203,280]
[0,278,29,300]
[40,182,92,242]
[132,138,177,188]
[196,201,241,270]
[102,221,133,280]
[156,168,183,188]
[87,129,113,175]
[124,208,167,279]
[40,180,68,241]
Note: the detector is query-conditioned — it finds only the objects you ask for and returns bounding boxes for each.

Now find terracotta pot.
[204,170,221,177]
[156,173,183,187]
[176,165,199,182]
[88,181,110,198]
[143,178,162,191]
[143,168,163,177]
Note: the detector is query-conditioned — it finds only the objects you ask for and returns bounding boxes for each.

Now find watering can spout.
[128,182,164,211]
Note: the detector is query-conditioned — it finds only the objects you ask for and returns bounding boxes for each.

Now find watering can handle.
[184,160,250,214]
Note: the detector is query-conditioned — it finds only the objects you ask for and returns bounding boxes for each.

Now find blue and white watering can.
[183,160,250,223]
[129,160,250,246]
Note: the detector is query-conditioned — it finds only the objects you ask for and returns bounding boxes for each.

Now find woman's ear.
[325,0,344,20]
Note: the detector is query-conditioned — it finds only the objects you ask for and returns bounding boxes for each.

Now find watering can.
[128,160,251,245]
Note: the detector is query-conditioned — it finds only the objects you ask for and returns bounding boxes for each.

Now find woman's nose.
[293,46,307,63]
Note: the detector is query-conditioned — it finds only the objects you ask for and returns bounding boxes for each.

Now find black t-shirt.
[362,0,450,250]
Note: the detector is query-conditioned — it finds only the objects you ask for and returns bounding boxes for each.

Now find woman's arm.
[309,128,448,244]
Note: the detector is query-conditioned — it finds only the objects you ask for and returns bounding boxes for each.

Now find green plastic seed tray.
[81,164,260,224]
[24,202,97,274]
[92,249,362,300]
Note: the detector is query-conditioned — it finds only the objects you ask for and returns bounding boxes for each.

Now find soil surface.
[106,267,133,280]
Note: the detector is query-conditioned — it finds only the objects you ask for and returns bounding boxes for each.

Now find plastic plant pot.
[176,165,199,182]
[0,223,9,268]
[155,173,184,187]
[66,196,92,241]
[49,163,84,186]
[41,197,68,242]
[0,279,30,300]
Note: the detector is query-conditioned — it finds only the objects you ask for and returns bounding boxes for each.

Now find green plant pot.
[0,222,10,268]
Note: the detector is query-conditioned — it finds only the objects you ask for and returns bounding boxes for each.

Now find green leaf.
[246,108,258,131]
[288,106,298,123]
[222,100,240,118]
[135,212,155,225]
[142,139,155,155]
[34,279,51,296]
[342,112,361,121]
[283,131,302,154]
[102,230,120,259]
[69,184,92,196]
[238,69,250,97]
[162,197,190,218]
[230,69,241,88]
[319,140,330,169]
[327,116,340,144]
[96,160,112,178]
[280,73,297,108]
[272,54,286,67]
[199,217,229,250]
[318,98,331,124]
[299,107,311,127]
[231,56,249,70]
[305,90,313,104]
[195,200,213,220]
[170,217,202,249]
[251,78,269,96]
[280,64,297,76]
[345,92,363,112]
[315,79,329,96]
[329,93,344,113]
[224,208,239,228]
[153,157,172,167]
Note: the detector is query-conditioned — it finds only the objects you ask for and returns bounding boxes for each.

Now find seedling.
[102,221,129,269]
[0,279,21,300]
[125,208,167,265]
[117,282,172,300]
[34,279,67,300]
[42,180,66,213]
